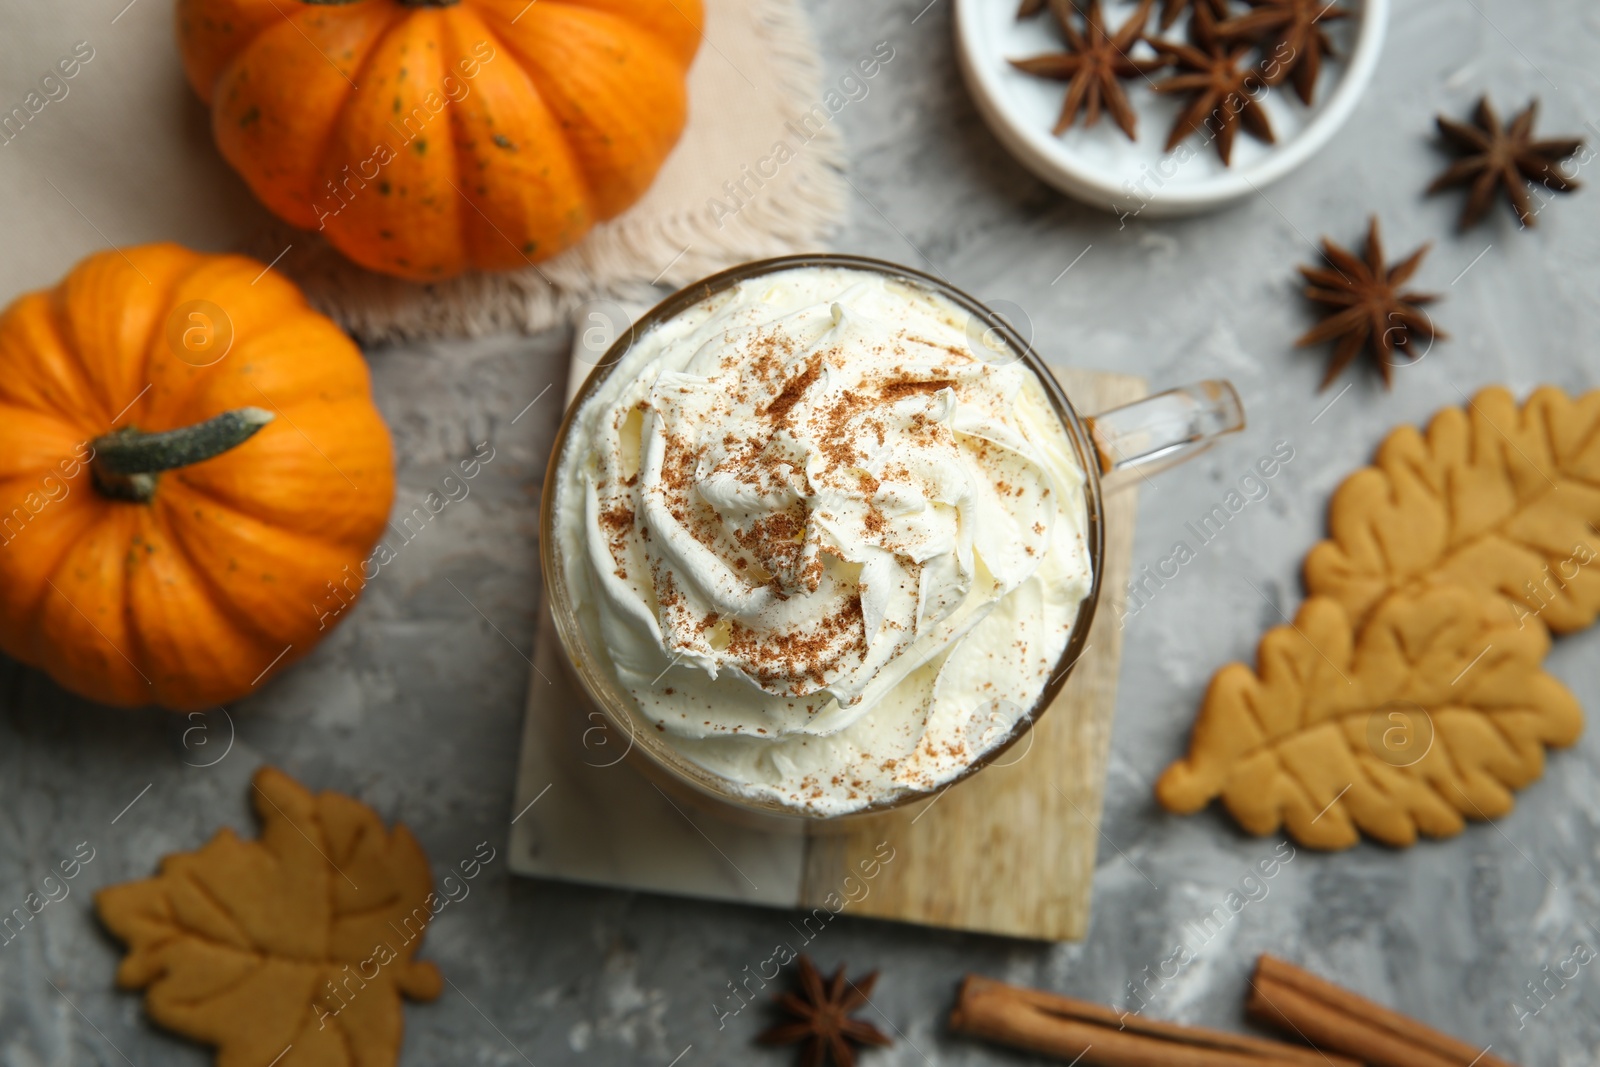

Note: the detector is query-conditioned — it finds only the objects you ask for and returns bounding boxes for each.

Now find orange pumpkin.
[176,0,703,281]
[0,244,395,710]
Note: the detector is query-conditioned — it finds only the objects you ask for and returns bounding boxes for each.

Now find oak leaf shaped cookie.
[1306,386,1600,634]
[1156,586,1582,849]
[96,767,442,1067]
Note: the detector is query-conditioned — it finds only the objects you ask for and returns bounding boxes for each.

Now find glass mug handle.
[1084,380,1245,488]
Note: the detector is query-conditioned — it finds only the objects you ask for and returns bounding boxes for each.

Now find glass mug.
[541,254,1243,824]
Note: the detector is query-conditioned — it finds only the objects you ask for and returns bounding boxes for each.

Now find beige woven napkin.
[244,0,849,342]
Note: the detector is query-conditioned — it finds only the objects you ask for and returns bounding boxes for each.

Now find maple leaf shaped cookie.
[1156,586,1582,849]
[96,767,442,1067]
[1306,386,1600,634]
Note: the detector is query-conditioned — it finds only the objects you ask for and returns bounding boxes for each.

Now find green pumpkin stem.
[92,407,275,503]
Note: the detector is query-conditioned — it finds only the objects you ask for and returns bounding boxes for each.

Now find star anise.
[757,956,892,1067]
[1427,96,1585,230]
[1217,0,1350,105]
[1296,217,1445,390]
[1151,5,1273,164]
[1159,0,1230,31]
[1009,0,1168,140]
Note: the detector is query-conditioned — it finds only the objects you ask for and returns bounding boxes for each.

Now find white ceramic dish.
[955,0,1389,217]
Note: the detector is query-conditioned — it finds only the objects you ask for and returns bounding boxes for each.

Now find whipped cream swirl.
[555,267,1092,814]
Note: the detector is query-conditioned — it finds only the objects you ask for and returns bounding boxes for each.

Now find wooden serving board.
[508,350,1144,942]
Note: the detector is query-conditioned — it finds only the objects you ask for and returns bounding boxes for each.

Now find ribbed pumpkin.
[175,0,703,281]
[0,244,395,710]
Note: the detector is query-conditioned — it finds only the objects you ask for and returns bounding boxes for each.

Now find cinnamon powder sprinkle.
[760,358,823,423]
[724,594,867,696]
[879,377,956,400]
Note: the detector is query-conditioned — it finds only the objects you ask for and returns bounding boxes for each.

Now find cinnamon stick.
[949,974,1359,1067]
[1247,955,1521,1067]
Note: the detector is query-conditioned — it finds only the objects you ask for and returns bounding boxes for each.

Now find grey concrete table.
[3,0,1598,1063]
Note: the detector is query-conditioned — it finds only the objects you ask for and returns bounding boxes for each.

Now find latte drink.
[553,266,1092,815]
